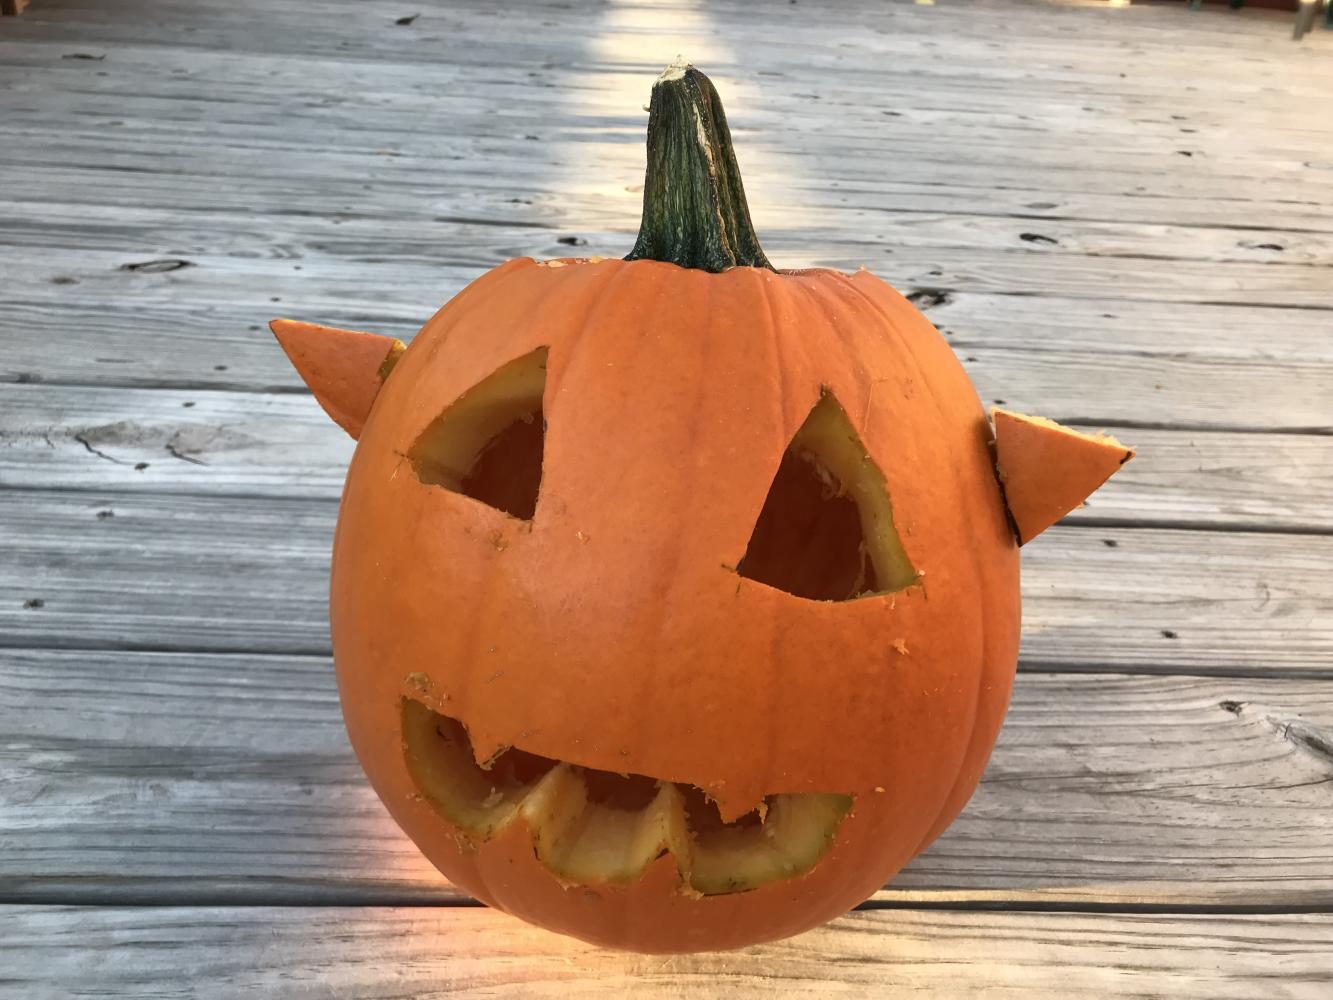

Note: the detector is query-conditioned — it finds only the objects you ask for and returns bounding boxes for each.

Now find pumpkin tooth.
[522,770,693,887]
[401,698,549,839]
[687,794,852,896]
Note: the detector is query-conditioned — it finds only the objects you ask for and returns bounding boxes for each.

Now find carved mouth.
[401,699,852,895]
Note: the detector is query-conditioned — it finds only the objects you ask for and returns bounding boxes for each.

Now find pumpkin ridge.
[413,257,541,371]
[745,267,793,795]
[788,274,923,591]
[636,269,722,813]
[835,272,1005,852]
[414,261,632,745]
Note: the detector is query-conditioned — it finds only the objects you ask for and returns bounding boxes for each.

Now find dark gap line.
[11,646,1329,685]
[3,377,1330,439]
[854,899,1333,916]
[7,193,1333,238]
[6,228,1333,272]
[3,481,1330,541]
[0,482,343,505]
[855,205,1333,237]
[925,287,1333,312]
[1060,517,1333,538]
[0,376,316,395]
[0,638,1324,682]
[944,339,1333,365]
[1,889,1329,916]
[1050,419,1332,436]
[1,480,1328,540]
[0,638,336,658]
[1016,661,1333,682]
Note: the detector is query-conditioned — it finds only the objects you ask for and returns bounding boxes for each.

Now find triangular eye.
[408,348,547,520]
[737,392,917,601]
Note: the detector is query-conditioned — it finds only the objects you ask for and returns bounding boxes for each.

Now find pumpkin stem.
[624,62,775,273]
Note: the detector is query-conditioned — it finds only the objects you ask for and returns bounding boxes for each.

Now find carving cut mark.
[738,393,917,601]
[409,348,548,519]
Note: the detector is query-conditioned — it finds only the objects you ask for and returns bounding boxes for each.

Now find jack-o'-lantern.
[270,65,1133,953]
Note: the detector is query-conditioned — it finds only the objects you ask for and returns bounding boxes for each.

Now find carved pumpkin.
[271,65,1133,953]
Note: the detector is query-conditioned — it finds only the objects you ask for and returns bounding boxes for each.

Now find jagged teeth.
[402,698,851,894]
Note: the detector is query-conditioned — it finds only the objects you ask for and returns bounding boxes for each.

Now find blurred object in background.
[1183,0,1332,39]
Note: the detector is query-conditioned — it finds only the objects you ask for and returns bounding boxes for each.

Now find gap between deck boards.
[4,892,1331,917]
[3,483,1329,540]
[3,378,1329,438]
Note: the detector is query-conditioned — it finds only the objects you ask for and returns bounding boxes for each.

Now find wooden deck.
[2,0,1332,993]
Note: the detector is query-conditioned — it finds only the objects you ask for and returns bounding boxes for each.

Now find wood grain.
[2,0,1332,984]
[2,650,1331,906]
[2,382,1330,532]
[3,0,1330,452]
[5,295,1331,432]
[3,289,1329,434]
[3,489,1328,670]
[4,905,1332,999]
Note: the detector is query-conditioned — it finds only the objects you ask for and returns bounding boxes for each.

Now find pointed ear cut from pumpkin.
[992,408,1135,544]
[270,319,406,439]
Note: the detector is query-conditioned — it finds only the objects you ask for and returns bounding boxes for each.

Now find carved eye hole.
[737,392,918,601]
[408,348,548,520]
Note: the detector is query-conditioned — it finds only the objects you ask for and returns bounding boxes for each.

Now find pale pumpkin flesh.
[402,698,851,895]
[409,347,548,521]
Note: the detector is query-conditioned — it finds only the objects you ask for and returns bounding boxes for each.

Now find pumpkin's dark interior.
[409,347,547,520]
[402,698,851,894]
[739,393,917,600]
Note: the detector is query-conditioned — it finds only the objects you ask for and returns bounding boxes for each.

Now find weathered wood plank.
[7,198,1331,269]
[7,230,1331,312]
[3,0,1331,430]
[4,905,1332,999]
[2,0,1333,313]
[3,292,1328,435]
[7,154,1331,234]
[3,264,1331,430]
[2,0,1331,961]
[2,100,1327,214]
[2,490,1327,670]
[4,0,1331,110]
[2,382,1330,533]
[2,648,1330,906]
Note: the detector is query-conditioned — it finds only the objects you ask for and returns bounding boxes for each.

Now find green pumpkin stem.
[624,63,775,273]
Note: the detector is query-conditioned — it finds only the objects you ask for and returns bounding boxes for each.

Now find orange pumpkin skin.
[330,255,1021,951]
